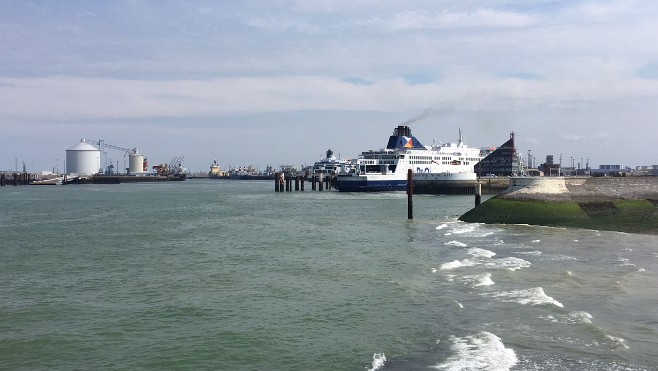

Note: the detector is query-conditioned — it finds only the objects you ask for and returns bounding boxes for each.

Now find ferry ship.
[334,125,484,193]
[308,149,355,177]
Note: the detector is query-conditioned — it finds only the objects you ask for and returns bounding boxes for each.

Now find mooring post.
[407,169,413,219]
[318,176,324,191]
[312,176,316,191]
[475,183,482,207]
[300,176,304,191]
[295,176,299,191]
[274,172,280,192]
[279,173,285,192]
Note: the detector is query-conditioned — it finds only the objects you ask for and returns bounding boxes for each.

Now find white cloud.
[377,8,534,31]
[3,0,658,170]
[2,73,658,122]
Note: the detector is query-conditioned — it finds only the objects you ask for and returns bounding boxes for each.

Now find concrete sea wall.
[459,177,658,234]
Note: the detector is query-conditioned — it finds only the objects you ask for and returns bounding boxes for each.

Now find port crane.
[83,139,138,174]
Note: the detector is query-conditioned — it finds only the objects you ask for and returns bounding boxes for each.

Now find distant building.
[634,165,658,176]
[591,165,630,177]
[540,155,561,176]
[474,132,519,177]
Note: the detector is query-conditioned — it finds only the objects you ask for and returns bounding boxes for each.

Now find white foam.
[450,225,477,234]
[531,239,541,243]
[368,353,387,371]
[491,287,564,308]
[617,258,636,267]
[436,224,448,230]
[445,240,467,247]
[461,272,495,286]
[455,301,464,309]
[432,331,517,370]
[483,257,531,271]
[514,250,542,256]
[539,314,559,323]
[440,259,478,270]
[431,268,438,273]
[605,335,630,350]
[466,247,496,258]
[440,254,528,272]
[567,311,593,324]
[440,260,465,270]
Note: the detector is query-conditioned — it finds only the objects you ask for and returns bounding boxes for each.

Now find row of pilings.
[273,170,482,221]
[273,173,335,192]
[0,173,36,186]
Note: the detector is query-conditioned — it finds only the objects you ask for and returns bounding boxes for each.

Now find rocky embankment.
[460,177,658,234]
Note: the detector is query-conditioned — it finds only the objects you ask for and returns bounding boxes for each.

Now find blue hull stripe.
[334,179,407,192]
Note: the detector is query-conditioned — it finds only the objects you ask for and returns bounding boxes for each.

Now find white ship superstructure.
[334,125,484,193]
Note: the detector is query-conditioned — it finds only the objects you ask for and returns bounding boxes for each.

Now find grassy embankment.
[459,197,658,234]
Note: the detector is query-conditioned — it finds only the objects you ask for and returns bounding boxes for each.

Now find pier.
[274,173,335,192]
[0,173,37,187]
[460,176,658,234]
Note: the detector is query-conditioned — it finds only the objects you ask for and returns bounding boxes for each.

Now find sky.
[2,0,658,173]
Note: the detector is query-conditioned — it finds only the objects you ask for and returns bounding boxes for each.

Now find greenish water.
[2,180,657,370]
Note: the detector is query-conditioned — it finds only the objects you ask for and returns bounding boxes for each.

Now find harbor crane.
[83,139,139,174]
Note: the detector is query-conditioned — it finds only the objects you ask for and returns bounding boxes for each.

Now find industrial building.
[474,132,520,177]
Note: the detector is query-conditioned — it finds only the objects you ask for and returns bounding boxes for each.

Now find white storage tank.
[128,150,144,174]
[66,139,100,175]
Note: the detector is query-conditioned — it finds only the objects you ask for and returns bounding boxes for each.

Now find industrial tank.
[66,139,100,175]
[128,151,144,174]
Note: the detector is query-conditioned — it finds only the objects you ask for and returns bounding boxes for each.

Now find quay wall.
[459,176,658,235]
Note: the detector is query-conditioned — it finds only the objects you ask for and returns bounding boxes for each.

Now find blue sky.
[2,0,658,173]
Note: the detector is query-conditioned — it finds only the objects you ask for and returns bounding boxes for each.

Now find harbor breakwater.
[460,176,658,234]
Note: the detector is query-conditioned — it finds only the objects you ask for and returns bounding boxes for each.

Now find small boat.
[30,176,65,185]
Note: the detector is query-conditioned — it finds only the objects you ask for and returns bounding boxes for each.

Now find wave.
[567,310,593,324]
[439,255,530,272]
[490,287,564,308]
[604,334,630,350]
[445,240,467,247]
[439,259,478,270]
[467,247,496,258]
[483,257,531,271]
[367,353,387,371]
[461,272,495,287]
[513,250,542,256]
[432,331,517,370]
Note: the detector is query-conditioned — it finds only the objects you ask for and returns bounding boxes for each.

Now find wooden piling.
[318,176,324,191]
[407,169,413,219]
[475,183,482,207]
[300,176,304,191]
[312,176,317,191]
[274,172,280,192]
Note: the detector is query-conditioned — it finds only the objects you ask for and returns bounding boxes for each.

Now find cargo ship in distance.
[334,125,484,194]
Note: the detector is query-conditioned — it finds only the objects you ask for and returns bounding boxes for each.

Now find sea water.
[1,180,657,370]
